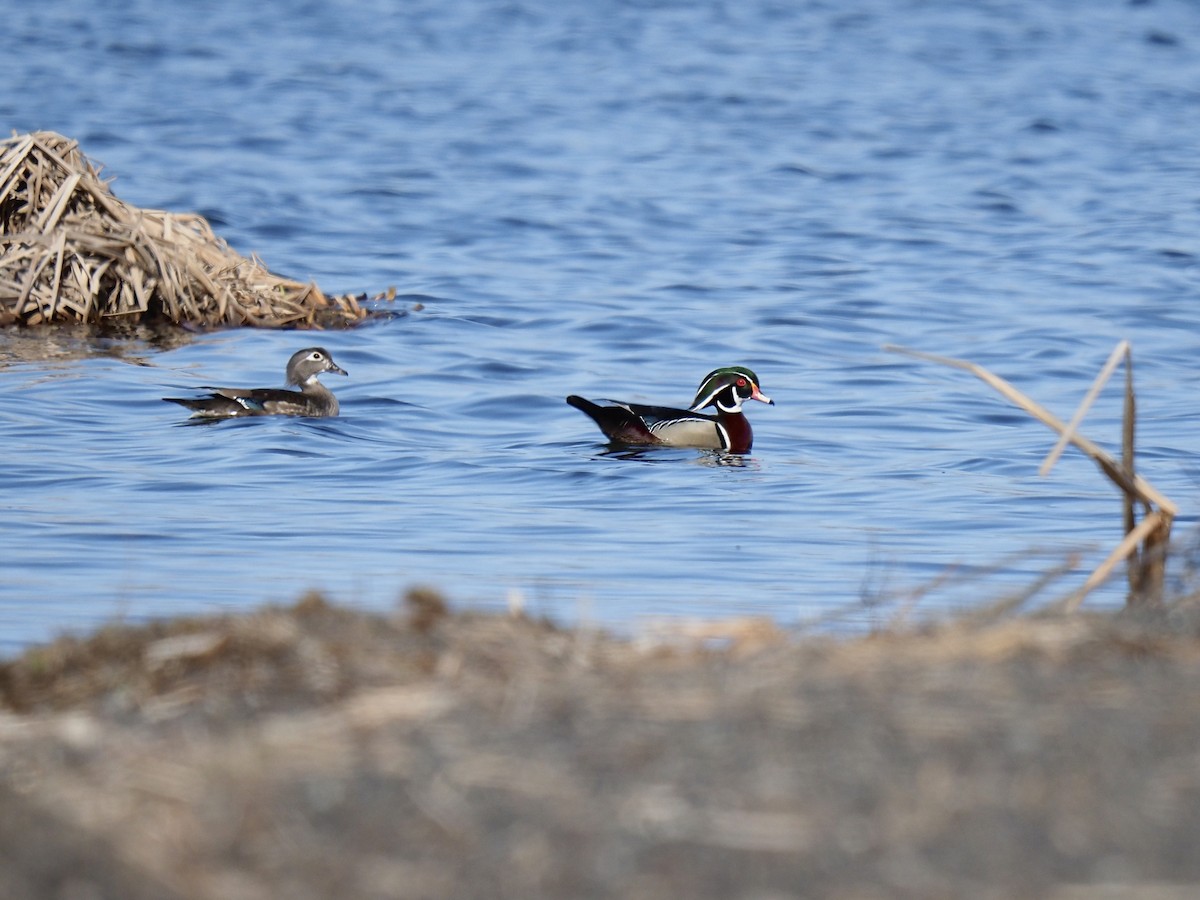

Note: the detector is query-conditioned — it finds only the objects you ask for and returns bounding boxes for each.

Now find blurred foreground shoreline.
[2,591,1199,899]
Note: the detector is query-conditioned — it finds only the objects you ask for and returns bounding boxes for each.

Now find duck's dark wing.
[624,402,716,430]
[567,395,662,444]
[164,386,302,418]
[215,387,331,416]
[163,393,251,418]
[165,384,333,418]
[567,396,722,447]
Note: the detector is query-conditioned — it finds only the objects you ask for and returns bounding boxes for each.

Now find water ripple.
[2,0,1200,651]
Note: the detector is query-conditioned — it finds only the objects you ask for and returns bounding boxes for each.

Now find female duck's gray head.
[286,347,348,387]
[689,366,773,413]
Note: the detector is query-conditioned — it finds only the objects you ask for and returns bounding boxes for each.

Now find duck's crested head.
[286,347,348,386]
[689,366,773,412]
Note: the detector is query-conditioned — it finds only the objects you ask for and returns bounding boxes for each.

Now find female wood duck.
[164,347,347,418]
[566,366,773,453]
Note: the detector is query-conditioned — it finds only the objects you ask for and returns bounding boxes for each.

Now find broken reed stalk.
[885,342,1176,611]
[0,130,370,328]
[1122,352,1139,593]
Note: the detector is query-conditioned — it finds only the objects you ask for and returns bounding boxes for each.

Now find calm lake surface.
[3,0,1200,652]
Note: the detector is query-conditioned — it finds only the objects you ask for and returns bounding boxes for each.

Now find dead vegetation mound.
[0,131,371,328]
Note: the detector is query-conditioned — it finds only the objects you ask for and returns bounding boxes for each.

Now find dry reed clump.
[0,131,370,328]
[888,341,1177,611]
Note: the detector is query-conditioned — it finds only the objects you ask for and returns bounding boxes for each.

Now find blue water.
[3,0,1200,652]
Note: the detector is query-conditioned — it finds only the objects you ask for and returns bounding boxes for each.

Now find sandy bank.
[2,592,1199,899]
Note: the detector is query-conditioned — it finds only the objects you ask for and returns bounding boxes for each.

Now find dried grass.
[0,131,371,328]
[887,341,1176,610]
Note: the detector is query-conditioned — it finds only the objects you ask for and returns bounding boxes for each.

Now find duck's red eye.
[736,378,746,387]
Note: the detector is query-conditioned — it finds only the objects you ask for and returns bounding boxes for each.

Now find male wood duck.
[566,366,773,454]
[164,347,348,418]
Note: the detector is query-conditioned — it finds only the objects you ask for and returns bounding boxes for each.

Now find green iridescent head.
[689,366,773,412]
